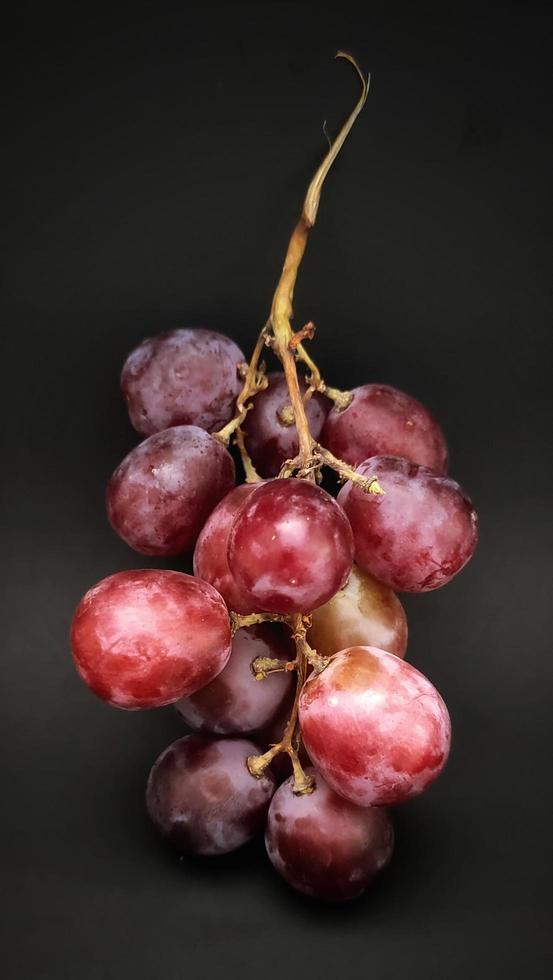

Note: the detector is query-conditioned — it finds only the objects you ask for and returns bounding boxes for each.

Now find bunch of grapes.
[70,53,478,903]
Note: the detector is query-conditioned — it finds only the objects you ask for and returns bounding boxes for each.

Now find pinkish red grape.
[265,768,394,901]
[121,328,245,436]
[228,479,354,613]
[146,735,275,855]
[175,624,294,735]
[299,646,451,807]
[338,455,478,592]
[107,425,235,556]
[323,383,448,472]
[243,372,329,477]
[309,563,407,659]
[71,570,232,709]
[193,484,258,613]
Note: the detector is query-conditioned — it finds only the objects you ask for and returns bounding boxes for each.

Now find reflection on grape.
[309,563,407,659]
[265,768,394,901]
[107,425,235,556]
[193,484,258,613]
[338,455,478,592]
[146,735,275,855]
[323,383,448,472]
[71,570,232,709]
[243,372,329,476]
[299,646,451,806]
[176,624,294,735]
[121,328,245,435]
[228,479,354,613]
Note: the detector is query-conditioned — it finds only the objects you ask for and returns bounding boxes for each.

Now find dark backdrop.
[2,4,552,978]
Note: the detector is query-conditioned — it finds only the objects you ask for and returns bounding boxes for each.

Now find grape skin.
[265,768,394,901]
[322,383,448,472]
[193,484,258,613]
[121,328,245,436]
[338,455,478,592]
[71,570,232,709]
[107,425,235,556]
[299,646,451,807]
[309,563,407,659]
[228,479,354,613]
[175,624,294,735]
[243,372,329,477]
[146,735,275,855]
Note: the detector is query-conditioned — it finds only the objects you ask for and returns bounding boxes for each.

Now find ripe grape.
[309,563,407,659]
[146,735,275,855]
[243,372,329,477]
[338,455,478,592]
[323,383,448,472]
[193,484,258,613]
[107,425,235,556]
[121,328,245,436]
[228,479,354,613]
[265,768,394,901]
[299,646,451,807]
[71,570,232,709]
[175,624,294,735]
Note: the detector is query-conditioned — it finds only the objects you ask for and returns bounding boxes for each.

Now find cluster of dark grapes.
[70,54,478,903]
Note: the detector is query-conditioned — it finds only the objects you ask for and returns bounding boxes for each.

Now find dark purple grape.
[323,383,448,472]
[121,328,245,435]
[265,768,394,901]
[243,372,329,476]
[146,735,275,855]
[106,425,235,556]
[175,624,294,735]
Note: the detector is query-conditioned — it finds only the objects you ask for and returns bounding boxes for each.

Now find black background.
[2,3,552,978]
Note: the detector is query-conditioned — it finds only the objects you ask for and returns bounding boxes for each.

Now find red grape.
[323,383,448,472]
[146,735,275,855]
[243,372,329,477]
[107,425,235,556]
[193,484,258,613]
[265,768,394,901]
[175,624,294,735]
[71,570,232,709]
[338,455,478,592]
[228,479,354,613]
[299,646,451,806]
[309,563,407,659]
[121,328,245,436]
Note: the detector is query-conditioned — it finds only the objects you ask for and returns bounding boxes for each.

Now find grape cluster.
[70,53,478,903]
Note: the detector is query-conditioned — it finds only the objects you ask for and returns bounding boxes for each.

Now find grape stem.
[238,52,373,793]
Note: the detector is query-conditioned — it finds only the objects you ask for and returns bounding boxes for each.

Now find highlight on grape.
[70,52,478,902]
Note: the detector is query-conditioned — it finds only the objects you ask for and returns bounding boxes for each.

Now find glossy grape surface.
[193,484,258,613]
[323,383,448,472]
[175,624,294,735]
[121,328,245,435]
[265,768,394,901]
[107,425,235,556]
[309,563,407,659]
[243,372,329,477]
[228,479,354,613]
[146,735,275,855]
[299,646,451,807]
[338,455,478,592]
[71,570,232,709]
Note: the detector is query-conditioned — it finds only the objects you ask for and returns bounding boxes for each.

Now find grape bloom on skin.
[193,484,259,613]
[266,768,394,901]
[322,383,448,472]
[121,328,245,436]
[299,646,451,807]
[107,425,235,556]
[228,479,354,613]
[146,735,275,855]
[71,570,232,709]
